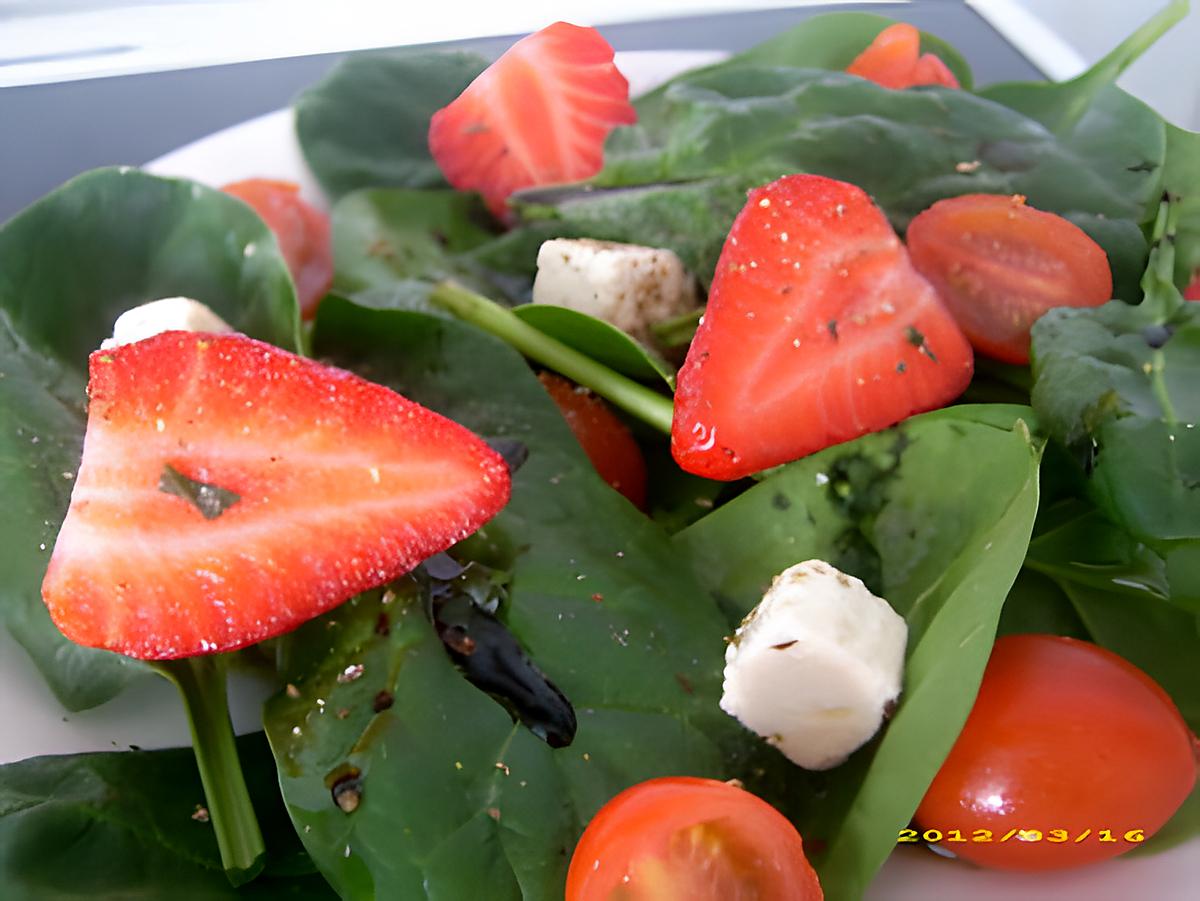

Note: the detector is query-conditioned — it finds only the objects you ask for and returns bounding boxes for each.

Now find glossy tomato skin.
[538,372,647,509]
[906,194,1111,364]
[567,777,822,901]
[221,179,332,319]
[846,23,960,90]
[915,635,1197,871]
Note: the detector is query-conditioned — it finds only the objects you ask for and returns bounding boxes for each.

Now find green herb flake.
[905,325,939,362]
[158,464,241,520]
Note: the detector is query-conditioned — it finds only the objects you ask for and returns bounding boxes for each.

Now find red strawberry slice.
[428,21,636,218]
[42,332,510,659]
[671,175,973,480]
[846,22,960,90]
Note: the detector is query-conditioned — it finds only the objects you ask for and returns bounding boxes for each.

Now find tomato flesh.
[539,372,647,508]
[221,178,333,319]
[846,23,960,90]
[906,194,1112,363]
[567,777,822,901]
[915,634,1197,871]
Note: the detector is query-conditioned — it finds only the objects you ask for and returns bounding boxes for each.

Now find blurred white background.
[1,0,1198,129]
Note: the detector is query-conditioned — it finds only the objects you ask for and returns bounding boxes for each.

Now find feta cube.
[531,238,698,345]
[101,297,233,349]
[720,560,908,771]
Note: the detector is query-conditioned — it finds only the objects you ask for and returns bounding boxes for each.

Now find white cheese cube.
[720,560,908,771]
[101,297,233,349]
[531,238,698,345]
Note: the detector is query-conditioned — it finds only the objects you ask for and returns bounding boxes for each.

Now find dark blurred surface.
[0,1,1040,221]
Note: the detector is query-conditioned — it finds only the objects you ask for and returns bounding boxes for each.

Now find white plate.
[5,46,1197,901]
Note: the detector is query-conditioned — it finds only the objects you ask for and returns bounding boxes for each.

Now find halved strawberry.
[428,21,636,218]
[846,22,960,90]
[221,179,333,319]
[42,332,510,659]
[671,174,973,480]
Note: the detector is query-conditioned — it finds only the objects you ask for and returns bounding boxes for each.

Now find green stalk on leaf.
[430,281,676,434]
[153,657,266,886]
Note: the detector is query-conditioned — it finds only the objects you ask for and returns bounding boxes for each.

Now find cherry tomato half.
[906,194,1112,364]
[538,372,647,509]
[915,634,1197,871]
[846,23,960,90]
[221,178,333,319]
[567,777,823,901]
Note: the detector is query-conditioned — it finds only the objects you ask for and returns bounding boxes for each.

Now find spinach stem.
[651,308,703,348]
[430,281,676,435]
[155,656,266,886]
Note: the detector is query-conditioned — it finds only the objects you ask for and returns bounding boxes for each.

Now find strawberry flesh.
[672,175,973,480]
[42,332,510,659]
[428,21,636,218]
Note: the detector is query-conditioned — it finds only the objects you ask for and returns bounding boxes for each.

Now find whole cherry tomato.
[538,372,647,509]
[915,634,1197,871]
[566,776,823,901]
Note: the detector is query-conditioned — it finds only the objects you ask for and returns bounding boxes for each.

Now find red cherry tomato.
[538,372,647,509]
[906,194,1112,364]
[566,777,823,901]
[1184,270,1200,300]
[221,179,332,319]
[915,634,1197,871]
[846,23,960,90]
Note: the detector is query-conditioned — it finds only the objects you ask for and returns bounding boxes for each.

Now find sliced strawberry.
[539,371,647,509]
[428,21,636,218]
[906,194,1112,363]
[221,179,332,319]
[42,332,510,659]
[846,22,960,90]
[671,174,973,480]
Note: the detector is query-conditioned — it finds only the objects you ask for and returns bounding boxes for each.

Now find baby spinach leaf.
[1161,122,1200,287]
[600,66,1160,229]
[295,51,487,201]
[0,733,333,899]
[0,167,300,711]
[329,189,676,386]
[1031,264,1200,545]
[514,170,780,288]
[675,405,1042,901]
[1024,499,1171,601]
[1063,582,1200,733]
[512,305,675,387]
[977,0,1186,136]
[634,11,973,121]
[330,188,499,297]
[264,297,778,899]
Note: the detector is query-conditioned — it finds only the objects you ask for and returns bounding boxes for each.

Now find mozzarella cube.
[720,560,908,771]
[101,297,233,349]
[531,238,698,345]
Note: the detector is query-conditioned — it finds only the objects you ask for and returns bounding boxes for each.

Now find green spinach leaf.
[263,297,779,899]
[329,189,676,385]
[295,51,487,201]
[0,167,301,711]
[634,11,973,120]
[1031,211,1200,548]
[675,405,1042,900]
[977,0,1185,136]
[0,733,332,899]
